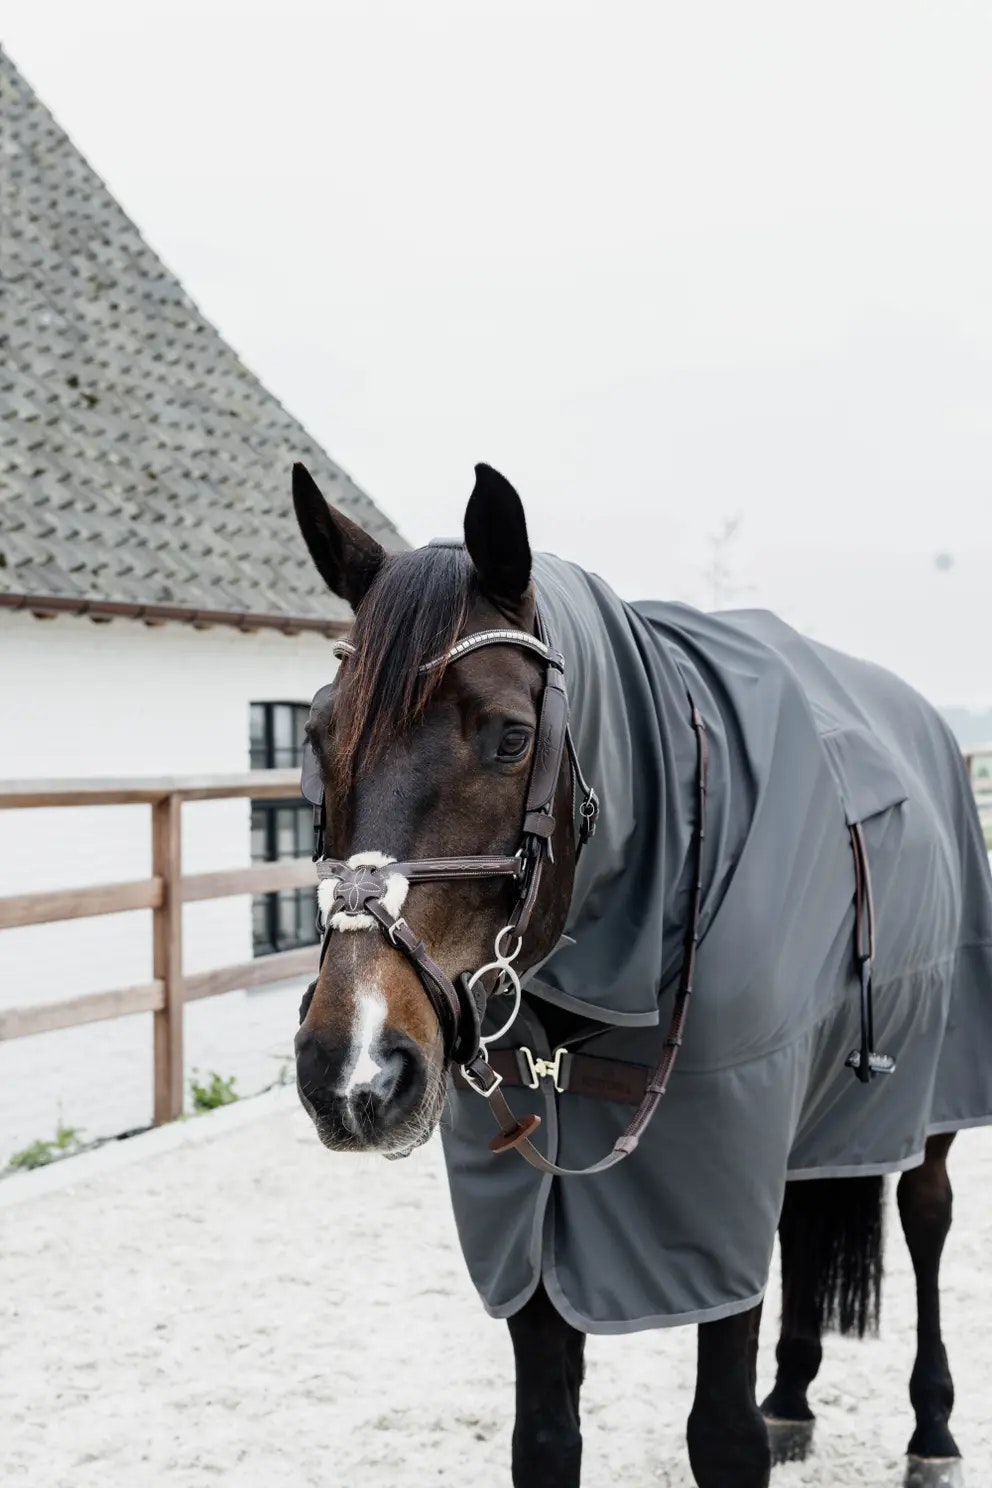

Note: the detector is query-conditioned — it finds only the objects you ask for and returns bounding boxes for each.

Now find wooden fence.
[0,773,318,1124]
[1,752,990,1130]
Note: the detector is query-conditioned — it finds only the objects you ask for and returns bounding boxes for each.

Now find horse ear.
[292,463,385,609]
[463,464,532,603]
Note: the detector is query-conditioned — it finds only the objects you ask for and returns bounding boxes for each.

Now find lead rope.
[468,694,709,1177]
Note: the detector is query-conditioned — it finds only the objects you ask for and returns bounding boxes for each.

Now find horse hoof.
[905,1458,964,1488]
[763,1416,814,1464]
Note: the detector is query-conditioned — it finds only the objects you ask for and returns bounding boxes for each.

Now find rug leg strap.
[846,823,897,1083]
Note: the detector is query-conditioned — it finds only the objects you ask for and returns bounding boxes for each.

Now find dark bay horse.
[292,460,988,1487]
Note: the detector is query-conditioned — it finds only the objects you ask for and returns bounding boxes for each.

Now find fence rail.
[0,770,315,1123]
[1,753,990,1129]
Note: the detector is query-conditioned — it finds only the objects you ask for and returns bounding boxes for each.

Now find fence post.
[152,792,183,1123]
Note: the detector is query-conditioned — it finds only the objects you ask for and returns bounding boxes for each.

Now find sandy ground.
[2,1100,990,1488]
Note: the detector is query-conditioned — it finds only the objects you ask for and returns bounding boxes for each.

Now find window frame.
[250,701,319,958]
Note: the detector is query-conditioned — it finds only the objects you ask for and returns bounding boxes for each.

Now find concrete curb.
[0,1083,300,1210]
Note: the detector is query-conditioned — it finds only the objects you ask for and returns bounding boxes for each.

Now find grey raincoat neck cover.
[441,553,992,1334]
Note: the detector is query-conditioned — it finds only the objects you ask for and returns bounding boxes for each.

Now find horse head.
[292,463,578,1156]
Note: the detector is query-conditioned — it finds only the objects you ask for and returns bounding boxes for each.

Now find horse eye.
[497,726,532,763]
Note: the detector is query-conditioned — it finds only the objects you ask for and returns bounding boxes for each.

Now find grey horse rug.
[441,553,992,1334]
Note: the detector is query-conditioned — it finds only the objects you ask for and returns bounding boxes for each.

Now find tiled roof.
[0,48,405,629]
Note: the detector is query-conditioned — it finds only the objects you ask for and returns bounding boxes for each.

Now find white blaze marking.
[343,989,387,1095]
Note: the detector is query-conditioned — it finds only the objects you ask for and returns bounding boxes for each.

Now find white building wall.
[0,611,337,1161]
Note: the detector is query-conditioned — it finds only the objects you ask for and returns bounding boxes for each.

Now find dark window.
[250,702,318,956]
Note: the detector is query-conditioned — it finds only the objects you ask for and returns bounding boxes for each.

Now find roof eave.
[0,591,348,638]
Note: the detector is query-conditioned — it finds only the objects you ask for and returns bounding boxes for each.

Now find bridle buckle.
[520,1045,569,1093]
[459,1052,505,1099]
[578,789,600,842]
[387,915,410,948]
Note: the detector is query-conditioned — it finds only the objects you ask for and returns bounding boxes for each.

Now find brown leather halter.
[305,611,710,1178]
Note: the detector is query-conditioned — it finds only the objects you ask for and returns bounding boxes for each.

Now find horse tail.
[780,1175,885,1338]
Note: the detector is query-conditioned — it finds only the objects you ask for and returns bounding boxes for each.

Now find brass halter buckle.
[520,1045,569,1093]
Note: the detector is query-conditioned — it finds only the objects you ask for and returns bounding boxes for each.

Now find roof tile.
[0,48,407,624]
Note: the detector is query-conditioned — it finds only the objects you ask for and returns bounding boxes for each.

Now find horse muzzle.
[294,1021,433,1153]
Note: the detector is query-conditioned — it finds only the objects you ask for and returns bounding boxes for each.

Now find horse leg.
[760,1181,824,1464]
[898,1132,962,1486]
[506,1283,585,1488]
[687,1303,771,1488]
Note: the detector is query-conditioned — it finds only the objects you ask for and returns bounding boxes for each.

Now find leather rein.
[307,616,709,1178]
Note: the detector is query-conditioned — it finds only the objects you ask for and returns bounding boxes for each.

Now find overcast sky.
[5,1,991,706]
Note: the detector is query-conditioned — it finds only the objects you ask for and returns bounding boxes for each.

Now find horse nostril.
[347,1034,425,1130]
[295,1028,339,1115]
[295,1025,428,1139]
[372,1045,406,1105]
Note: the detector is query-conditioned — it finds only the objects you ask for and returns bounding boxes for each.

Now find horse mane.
[321,545,477,805]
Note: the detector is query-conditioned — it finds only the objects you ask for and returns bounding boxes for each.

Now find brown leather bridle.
[304,612,710,1178]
